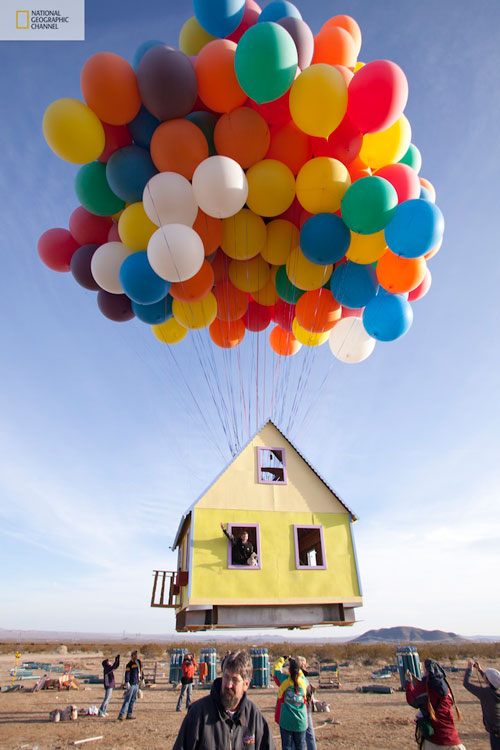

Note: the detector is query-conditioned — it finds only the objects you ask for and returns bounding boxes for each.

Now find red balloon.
[226,0,261,43]
[98,123,132,163]
[267,121,311,175]
[38,228,79,272]
[374,163,421,203]
[342,306,363,318]
[309,116,362,165]
[278,197,303,226]
[108,222,121,242]
[347,60,408,134]
[250,85,292,128]
[69,206,113,245]
[273,298,296,331]
[408,268,432,301]
[243,300,273,331]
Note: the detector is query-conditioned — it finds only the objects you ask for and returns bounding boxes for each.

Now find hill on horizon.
[352,626,464,643]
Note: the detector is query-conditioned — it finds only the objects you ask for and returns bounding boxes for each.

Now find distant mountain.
[352,626,464,643]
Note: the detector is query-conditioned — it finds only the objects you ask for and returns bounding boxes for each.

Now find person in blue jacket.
[117,650,142,721]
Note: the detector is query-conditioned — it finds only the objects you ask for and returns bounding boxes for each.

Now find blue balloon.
[133,40,165,70]
[128,106,160,149]
[193,0,245,38]
[258,1,302,22]
[419,186,435,203]
[300,214,350,265]
[330,261,379,309]
[132,295,173,324]
[363,292,413,341]
[120,251,170,305]
[384,199,444,259]
[106,145,158,203]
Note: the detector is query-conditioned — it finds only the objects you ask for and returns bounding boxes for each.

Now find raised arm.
[463,662,483,698]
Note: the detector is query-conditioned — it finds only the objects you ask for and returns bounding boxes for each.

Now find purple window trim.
[257,446,288,485]
[293,524,327,570]
[226,523,261,570]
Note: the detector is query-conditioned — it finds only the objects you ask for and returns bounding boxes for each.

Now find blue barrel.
[396,646,422,690]
[170,648,187,683]
[207,648,217,682]
[250,648,269,688]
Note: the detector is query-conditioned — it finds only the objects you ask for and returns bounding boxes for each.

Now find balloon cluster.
[39,0,444,364]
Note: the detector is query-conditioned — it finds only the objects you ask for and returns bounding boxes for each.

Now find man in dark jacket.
[99,654,120,717]
[464,661,500,748]
[221,523,253,566]
[118,650,142,721]
[173,650,274,750]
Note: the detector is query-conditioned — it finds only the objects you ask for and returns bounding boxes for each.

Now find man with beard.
[172,650,274,750]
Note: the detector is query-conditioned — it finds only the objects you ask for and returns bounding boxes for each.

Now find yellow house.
[151,420,362,631]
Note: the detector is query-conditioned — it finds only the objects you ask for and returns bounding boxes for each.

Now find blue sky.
[0,0,499,639]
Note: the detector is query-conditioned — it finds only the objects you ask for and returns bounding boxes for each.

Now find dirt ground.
[0,652,491,749]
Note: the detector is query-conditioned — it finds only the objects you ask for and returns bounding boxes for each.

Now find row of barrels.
[168,647,270,687]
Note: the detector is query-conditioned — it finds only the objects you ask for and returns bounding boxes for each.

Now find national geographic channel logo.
[0,1,84,40]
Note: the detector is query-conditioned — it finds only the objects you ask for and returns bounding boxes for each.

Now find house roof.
[171,419,358,549]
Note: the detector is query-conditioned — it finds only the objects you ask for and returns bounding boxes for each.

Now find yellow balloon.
[229,256,270,293]
[289,64,347,138]
[346,229,388,264]
[172,292,217,329]
[179,16,216,55]
[353,61,365,72]
[152,318,188,344]
[296,157,351,214]
[43,98,105,164]
[118,202,157,252]
[221,209,266,260]
[292,318,330,346]
[262,219,299,265]
[359,114,412,170]
[251,276,278,305]
[286,247,333,290]
[246,159,295,217]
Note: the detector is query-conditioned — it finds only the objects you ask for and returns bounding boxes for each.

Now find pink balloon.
[347,60,408,134]
[374,163,421,203]
[408,268,432,301]
[342,306,363,318]
[226,0,261,43]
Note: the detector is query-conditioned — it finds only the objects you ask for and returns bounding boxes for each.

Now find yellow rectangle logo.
[16,10,29,29]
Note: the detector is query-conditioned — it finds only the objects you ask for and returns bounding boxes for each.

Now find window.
[226,523,261,570]
[257,447,287,484]
[293,525,327,570]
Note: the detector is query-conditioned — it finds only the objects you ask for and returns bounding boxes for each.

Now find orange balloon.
[312,27,357,69]
[419,176,436,202]
[333,64,354,87]
[209,317,246,348]
[214,107,270,169]
[321,15,362,56]
[269,325,302,356]
[193,209,223,256]
[295,289,341,332]
[169,260,215,302]
[348,156,372,182]
[195,40,247,113]
[150,119,208,179]
[81,52,141,126]
[266,121,311,175]
[376,251,427,294]
[210,249,231,283]
[213,279,248,321]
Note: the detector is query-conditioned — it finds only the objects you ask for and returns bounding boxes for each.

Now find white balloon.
[192,155,248,219]
[148,224,204,283]
[329,317,376,363]
[90,242,132,294]
[143,172,198,227]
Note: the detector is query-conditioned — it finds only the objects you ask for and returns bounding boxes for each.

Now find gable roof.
[172,419,357,549]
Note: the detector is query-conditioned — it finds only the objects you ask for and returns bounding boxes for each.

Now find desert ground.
[0,651,492,750]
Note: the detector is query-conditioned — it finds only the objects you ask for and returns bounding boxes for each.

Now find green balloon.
[75,162,125,217]
[398,143,422,174]
[235,22,298,104]
[276,265,305,303]
[341,176,398,235]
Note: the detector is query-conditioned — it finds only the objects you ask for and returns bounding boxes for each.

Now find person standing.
[173,650,274,750]
[176,652,197,711]
[463,661,500,749]
[274,656,308,750]
[117,650,142,721]
[405,658,465,749]
[99,654,120,717]
[297,656,317,750]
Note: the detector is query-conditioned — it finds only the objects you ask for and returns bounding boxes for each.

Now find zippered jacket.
[181,656,197,684]
[124,658,142,686]
[273,657,308,733]
[172,677,275,750]
[463,666,500,736]
[406,676,461,745]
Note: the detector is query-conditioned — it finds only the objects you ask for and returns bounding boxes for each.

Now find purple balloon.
[276,17,314,69]
[70,244,100,291]
[97,291,135,322]
[137,46,198,122]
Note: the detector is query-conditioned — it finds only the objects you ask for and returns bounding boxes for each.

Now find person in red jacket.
[176,653,197,711]
[405,658,466,749]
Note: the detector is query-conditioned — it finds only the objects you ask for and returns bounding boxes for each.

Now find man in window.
[221,523,253,566]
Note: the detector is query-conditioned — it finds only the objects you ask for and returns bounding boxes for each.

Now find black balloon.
[70,244,100,290]
[137,45,198,122]
[97,291,135,322]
